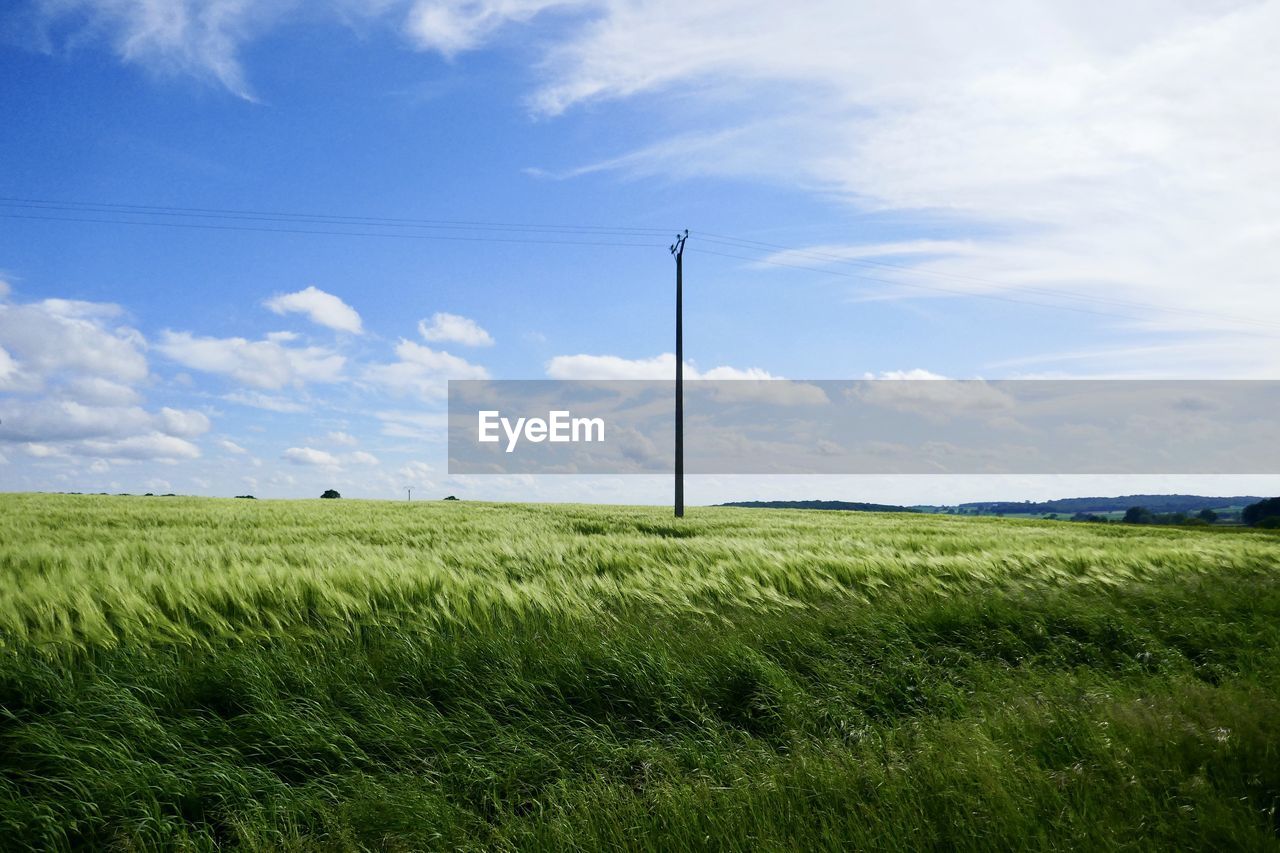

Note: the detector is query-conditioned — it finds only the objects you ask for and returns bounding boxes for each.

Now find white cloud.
[282,446,341,467]
[80,433,201,462]
[419,312,494,347]
[403,0,580,55]
[62,377,142,406]
[398,460,436,484]
[348,450,380,466]
[264,286,363,334]
[281,446,377,469]
[23,443,62,458]
[868,369,949,381]
[0,299,147,391]
[545,352,778,380]
[221,391,310,412]
[327,430,358,445]
[0,346,16,387]
[0,292,219,470]
[376,410,449,439]
[158,407,212,437]
[0,279,9,299]
[158,331,345,389]
[515,0,1280,360]
[217,438,248,454]
[364,339,489,397]
[20,0,291,99]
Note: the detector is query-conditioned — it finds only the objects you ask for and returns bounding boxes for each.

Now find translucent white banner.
[448,380,1280,475]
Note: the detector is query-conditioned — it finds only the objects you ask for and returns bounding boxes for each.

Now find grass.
[1,493,1278,850]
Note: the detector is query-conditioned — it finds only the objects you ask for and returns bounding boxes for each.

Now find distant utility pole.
[406,487,412,502]
[670,230,689,518]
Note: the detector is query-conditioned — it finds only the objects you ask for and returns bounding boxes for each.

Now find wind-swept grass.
[1,493,1278,849]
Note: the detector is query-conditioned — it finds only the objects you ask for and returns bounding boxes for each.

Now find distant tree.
[443,495,460,501]
[1197,508,1218,523]
[1123,506,1154,524]
[321,489,341,499]
[235,495,256,500]
[1070,512,1106,523]
[1243,497,1280,527]
[1258,516,1280,529]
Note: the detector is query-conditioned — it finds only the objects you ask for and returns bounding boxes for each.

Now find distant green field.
[2,493,1279,850]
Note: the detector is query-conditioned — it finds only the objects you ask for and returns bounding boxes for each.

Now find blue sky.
[2,0,1279,503]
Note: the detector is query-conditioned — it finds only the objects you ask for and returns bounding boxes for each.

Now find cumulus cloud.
[377,410,449,439]
[158,407,212,437]
[282,446,340,467]
[280,445,379,471]
[62,377,142,406]
[0,298,147,392]
[419,312,494,347]
[158,331,345,389]
[327,430,358,445]
[364,339,489,397]
[80,433,201,462]
[348,450,380,466]
[221,391,310,412]
[0,346,17,387]
[0,293,219,465]
[0,399,208,451]
[546,352,778,380]
[398,460,435,483]
[264,286,363,334]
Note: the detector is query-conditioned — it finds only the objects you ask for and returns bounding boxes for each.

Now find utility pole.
[670,230,688,518]
[406,487,412,502]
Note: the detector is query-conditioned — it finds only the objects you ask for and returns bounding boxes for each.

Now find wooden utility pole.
[670,230,688,518]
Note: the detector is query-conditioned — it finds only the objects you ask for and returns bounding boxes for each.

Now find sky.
[2,0,1279,504]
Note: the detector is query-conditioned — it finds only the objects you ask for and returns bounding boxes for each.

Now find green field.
[2,493,1279,850]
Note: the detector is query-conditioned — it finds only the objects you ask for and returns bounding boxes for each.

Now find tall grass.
[1,494,1278,849]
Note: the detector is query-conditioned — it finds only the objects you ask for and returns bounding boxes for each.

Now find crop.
[1,493,1278,850]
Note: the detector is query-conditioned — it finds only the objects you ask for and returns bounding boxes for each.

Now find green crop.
[1,493,1278,850]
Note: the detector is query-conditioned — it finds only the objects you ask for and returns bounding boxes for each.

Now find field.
[2,493,1279,851]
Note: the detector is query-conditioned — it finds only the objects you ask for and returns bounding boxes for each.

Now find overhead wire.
[4,194,1275,332]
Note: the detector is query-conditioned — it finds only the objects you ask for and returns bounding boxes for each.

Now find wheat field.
[1,493,1278,850]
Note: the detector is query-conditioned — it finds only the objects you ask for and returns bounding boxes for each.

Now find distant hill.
[717,495,1267,518]
[953,495,1264,515]
[718,500,918,513]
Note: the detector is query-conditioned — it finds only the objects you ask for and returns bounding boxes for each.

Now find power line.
[0,197,671,238]
[0,212,663,248]
[6,193,1273,333]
